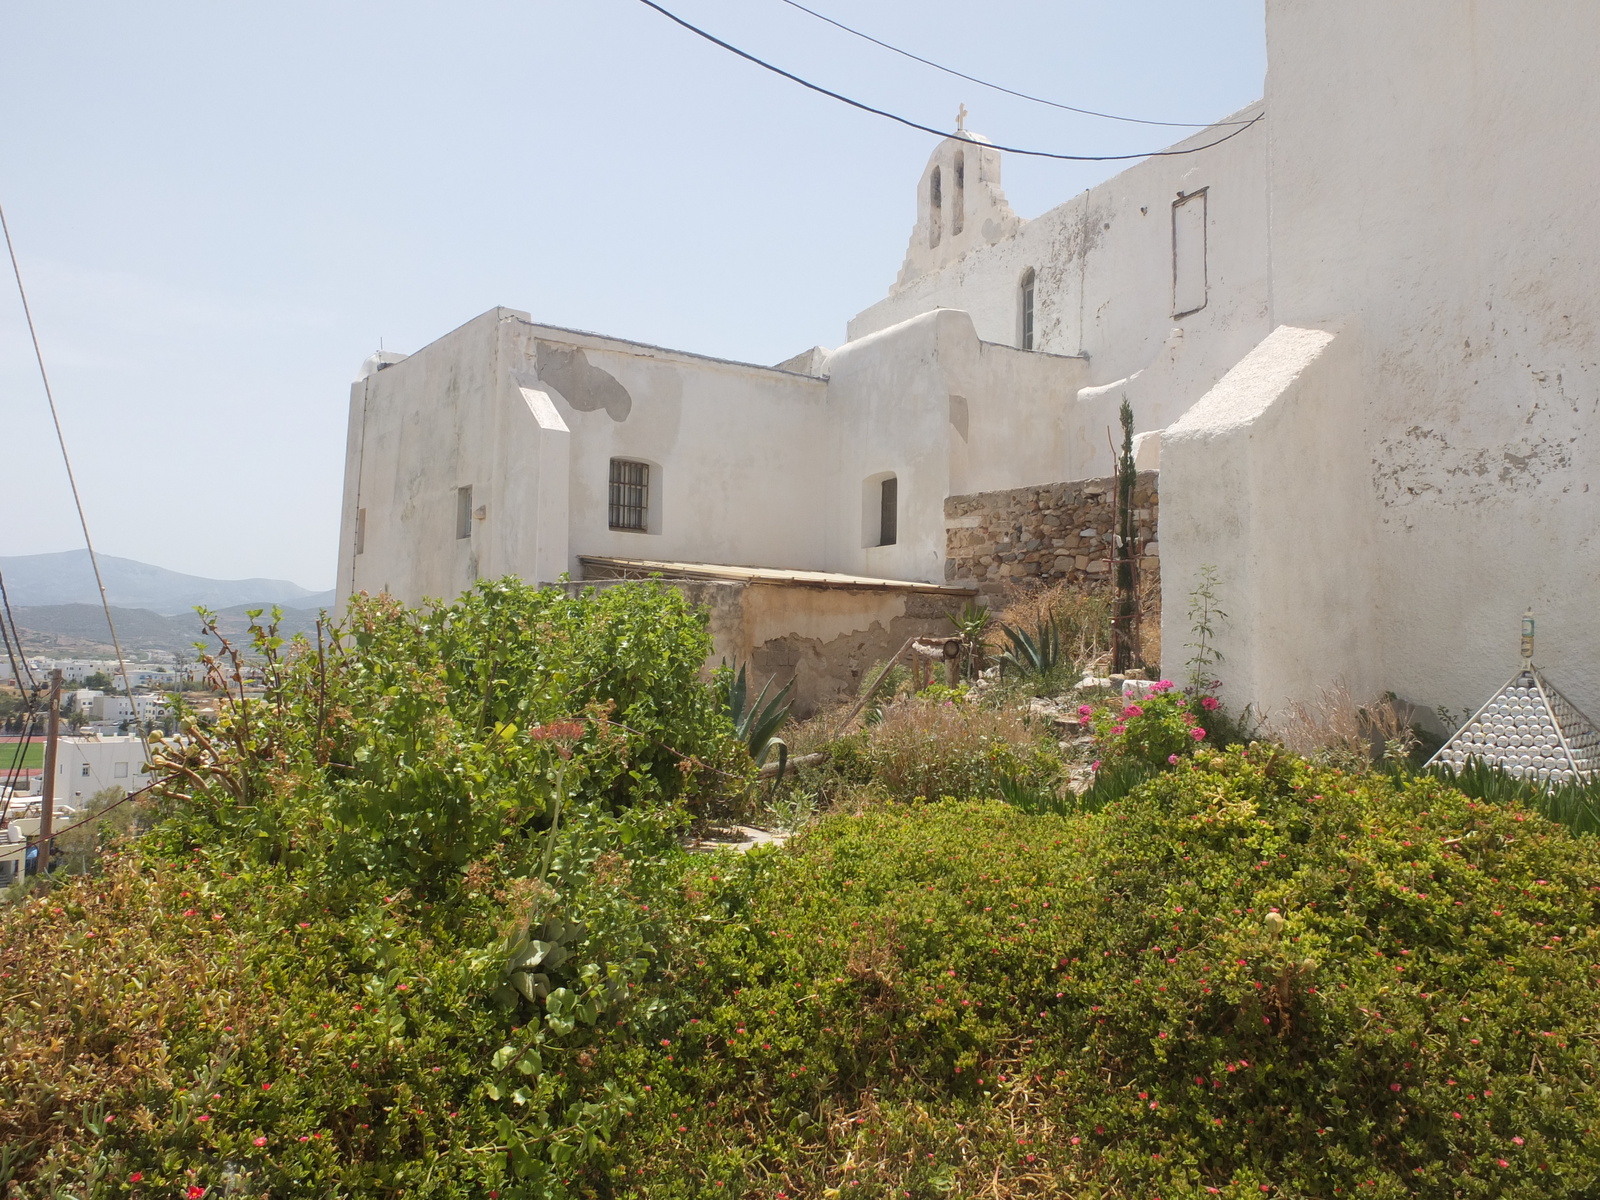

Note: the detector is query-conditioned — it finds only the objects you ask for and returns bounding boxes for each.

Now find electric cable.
[0,198,149,765]
[774,0,1253,129]
[633,0,1262,162]
[0,569,39,695]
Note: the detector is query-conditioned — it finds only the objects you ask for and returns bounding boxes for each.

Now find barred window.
[609,459,649,531]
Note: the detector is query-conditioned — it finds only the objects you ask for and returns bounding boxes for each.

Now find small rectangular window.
[609,459,649,532]
[879,477,898,546]
[355,508,366,555]
[1173,189,1208,317]
[455,486,473,540]
[114,761,129,778]
[1020,270,1036,351]
[81,763,91,777]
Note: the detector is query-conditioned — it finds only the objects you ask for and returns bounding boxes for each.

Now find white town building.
[338,0,1599,724]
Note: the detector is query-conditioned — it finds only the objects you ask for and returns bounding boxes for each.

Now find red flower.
[188,1188,206,1199]
[129,1174,143,1183]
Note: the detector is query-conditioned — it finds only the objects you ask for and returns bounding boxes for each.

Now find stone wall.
[944,471,1158,599]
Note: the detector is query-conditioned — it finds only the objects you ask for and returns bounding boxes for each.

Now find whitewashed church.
[338,0,1599,724]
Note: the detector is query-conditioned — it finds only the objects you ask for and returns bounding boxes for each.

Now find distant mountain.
[0,550,334,615]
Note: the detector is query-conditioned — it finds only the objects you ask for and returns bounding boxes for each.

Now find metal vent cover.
[1427,667,1600,787]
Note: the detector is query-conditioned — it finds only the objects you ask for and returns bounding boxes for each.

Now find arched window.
[952,151,965,236]
[1019,269,1036,351]
[929,167,943,249]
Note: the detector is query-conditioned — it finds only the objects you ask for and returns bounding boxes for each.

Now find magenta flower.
[1153,680,1174,691]
[1190,727,1206,740]
[1110,724,1127,735]
[1077,705,1093,718]
[1201,696,1221,711]
[1168,754,1179,765]
[1123,704,1144,718]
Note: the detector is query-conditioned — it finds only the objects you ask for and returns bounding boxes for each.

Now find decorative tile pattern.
[1429,668,1600,786]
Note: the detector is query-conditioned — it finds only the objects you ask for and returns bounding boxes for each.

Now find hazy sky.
[0,0,1264,589]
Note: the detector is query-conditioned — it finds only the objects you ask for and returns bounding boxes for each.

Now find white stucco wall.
[337,307,1091,605]
[848,107,1271,478]
[1255,0,1600,719]
[1162,324,1379,714]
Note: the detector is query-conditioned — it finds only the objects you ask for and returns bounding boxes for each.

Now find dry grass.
[987,576,1163,677]
[854,698,1045,802]
[1276,683,1419,767]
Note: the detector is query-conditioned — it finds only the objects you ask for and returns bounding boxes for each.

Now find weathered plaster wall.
[847,106,1270,479]
[1160,325,1379,716]
[571,571,968,716]
[945,472,1158,600]
[1258,0,1600,718]
[339,306,1092,605]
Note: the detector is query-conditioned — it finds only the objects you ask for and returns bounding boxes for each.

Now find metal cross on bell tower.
[956,103,968,133]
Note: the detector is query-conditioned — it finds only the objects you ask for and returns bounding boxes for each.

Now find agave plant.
[727,661,794,784]
[997,618,1062,678]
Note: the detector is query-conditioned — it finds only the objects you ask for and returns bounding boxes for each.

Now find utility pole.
[37,669,61,874]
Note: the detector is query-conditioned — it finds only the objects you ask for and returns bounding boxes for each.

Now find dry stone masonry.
[944,471,1158,598]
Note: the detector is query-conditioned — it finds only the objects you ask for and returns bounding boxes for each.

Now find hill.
[0,550,333,615]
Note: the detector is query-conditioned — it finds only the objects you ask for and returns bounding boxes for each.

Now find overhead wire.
[632,0,1261,162]
[774,0,1253,129]
[0,199,150,764]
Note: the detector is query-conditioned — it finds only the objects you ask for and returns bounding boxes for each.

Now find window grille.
[609,459,649,531]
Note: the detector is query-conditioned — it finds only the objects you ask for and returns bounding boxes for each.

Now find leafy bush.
[1430,757,1600,837]
[1084,679,1211,770]
[590,745,1600,1198]
[0,579,745,1197]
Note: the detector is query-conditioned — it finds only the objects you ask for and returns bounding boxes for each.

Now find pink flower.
[1190,727,1206,740]
[1110,724,1126,735]
[1201,696,1221,711]
[188,1189,206,1200]
[254,1136,267,1147]
[1123,704,1144,718]
[1168,754,1179,765]
[1090,760,1101,771]
[1077,705,1093,718]
[1153,680,1174,691]
[1498,1159,1510,1168]
[1390,1083,1402,1092]
[1513,1137,1525,1146]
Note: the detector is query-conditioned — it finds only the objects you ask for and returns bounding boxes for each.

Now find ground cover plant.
[597,746,1600,1199]
[6,580,1600,1199]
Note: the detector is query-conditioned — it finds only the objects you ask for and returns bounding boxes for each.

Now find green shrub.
[1085,679,1211,770]
[591,745,1600,1198]
[0,579,743,1197]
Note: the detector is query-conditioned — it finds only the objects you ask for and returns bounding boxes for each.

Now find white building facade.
[339,0,1599,724]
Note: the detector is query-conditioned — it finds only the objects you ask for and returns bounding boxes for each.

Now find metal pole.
[38,669,61,873]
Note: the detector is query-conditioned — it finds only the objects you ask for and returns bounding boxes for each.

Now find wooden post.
[37,669,61,873]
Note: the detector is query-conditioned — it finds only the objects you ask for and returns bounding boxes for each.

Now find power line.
[0,199,149,764]
[633,0,1262,162]
[775,0,1253,129]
